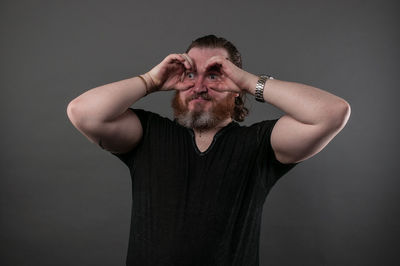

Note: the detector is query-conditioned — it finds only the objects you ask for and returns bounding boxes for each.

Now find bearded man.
[67,35,350,266]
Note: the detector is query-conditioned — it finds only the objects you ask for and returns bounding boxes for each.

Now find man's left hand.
[203,55,257,93]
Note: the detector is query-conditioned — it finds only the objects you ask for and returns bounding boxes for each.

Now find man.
[67,35,350,266]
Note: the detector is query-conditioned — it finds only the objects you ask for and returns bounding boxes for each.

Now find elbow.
[67,99,95,131]
[329,99,351,130]
[67,99,101,140]
[67,99,81,127]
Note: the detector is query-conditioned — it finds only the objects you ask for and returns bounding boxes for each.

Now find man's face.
[171,47,237,130]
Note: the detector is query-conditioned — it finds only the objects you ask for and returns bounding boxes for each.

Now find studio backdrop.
[1,0,399,265]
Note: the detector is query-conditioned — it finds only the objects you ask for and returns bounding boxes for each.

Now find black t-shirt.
[111,108,299,266]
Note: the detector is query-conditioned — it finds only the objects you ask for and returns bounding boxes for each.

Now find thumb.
[175,80,194,91]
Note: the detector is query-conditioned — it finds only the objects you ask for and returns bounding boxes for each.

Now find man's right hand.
[67,53,195,155]
[143,53,195,92]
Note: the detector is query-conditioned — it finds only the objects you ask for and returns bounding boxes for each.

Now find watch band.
[255,74,274,102]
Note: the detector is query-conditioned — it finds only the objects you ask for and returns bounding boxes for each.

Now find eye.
[186,72,195,79]
[208,73,219,80]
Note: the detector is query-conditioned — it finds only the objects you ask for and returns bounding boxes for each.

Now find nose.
[192,76,207,93]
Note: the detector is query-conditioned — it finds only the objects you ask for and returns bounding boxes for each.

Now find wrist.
[141,72,158,94]
[253,74,274,102]
[243,73,259,94]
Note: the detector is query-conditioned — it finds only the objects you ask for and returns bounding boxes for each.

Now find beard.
[171,91,236,131]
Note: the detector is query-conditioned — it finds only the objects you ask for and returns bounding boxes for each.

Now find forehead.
[187,47,229,71]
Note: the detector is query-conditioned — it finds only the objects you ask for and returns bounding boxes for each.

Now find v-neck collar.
[174,120,238,156]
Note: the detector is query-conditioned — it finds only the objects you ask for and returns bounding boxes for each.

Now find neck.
[193,117,233,137]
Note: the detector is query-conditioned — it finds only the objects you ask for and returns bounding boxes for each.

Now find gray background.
[1,0,399,265]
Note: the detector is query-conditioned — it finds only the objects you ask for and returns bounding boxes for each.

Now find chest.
[132,126,267,208]
[194,135,214,153]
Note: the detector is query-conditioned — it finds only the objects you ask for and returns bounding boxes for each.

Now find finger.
[204,56,224,70]
[181,53,194,70]
[179,54,192,70]
[205,61,227,77]
[209,83,240,93]
[175,80,194,91]
[175,54,192,70]
[205,56,237,78]
[208,78,241,93]
[166,54,190,70]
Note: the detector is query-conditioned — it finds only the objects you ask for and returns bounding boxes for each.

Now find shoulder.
[131,109,185,140]
[129,108,175,126]
[233,119,279,140]
[221,119,280,150]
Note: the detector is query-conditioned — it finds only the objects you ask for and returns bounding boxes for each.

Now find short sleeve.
[255,118,299,188]
[110,108,150,168]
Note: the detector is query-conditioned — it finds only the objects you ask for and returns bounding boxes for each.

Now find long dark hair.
[185,35,249,122]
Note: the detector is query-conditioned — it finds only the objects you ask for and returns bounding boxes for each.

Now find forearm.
[245,74,350,128]
[67,75,149,124]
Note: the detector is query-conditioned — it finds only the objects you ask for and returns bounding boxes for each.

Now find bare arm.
[246,76,351,164]
[66,76,148,153]
[67,53,194,154]
[202,56,351,164]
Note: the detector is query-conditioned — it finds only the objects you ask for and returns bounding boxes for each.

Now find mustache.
[188,92,212,101]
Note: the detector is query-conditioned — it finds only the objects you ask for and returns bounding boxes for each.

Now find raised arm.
[248,78,351,164]
[201,55,351,164]
[66,54,194,154]
[66,76,148,153]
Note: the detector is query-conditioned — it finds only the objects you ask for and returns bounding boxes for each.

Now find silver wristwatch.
[255,74,274,102]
